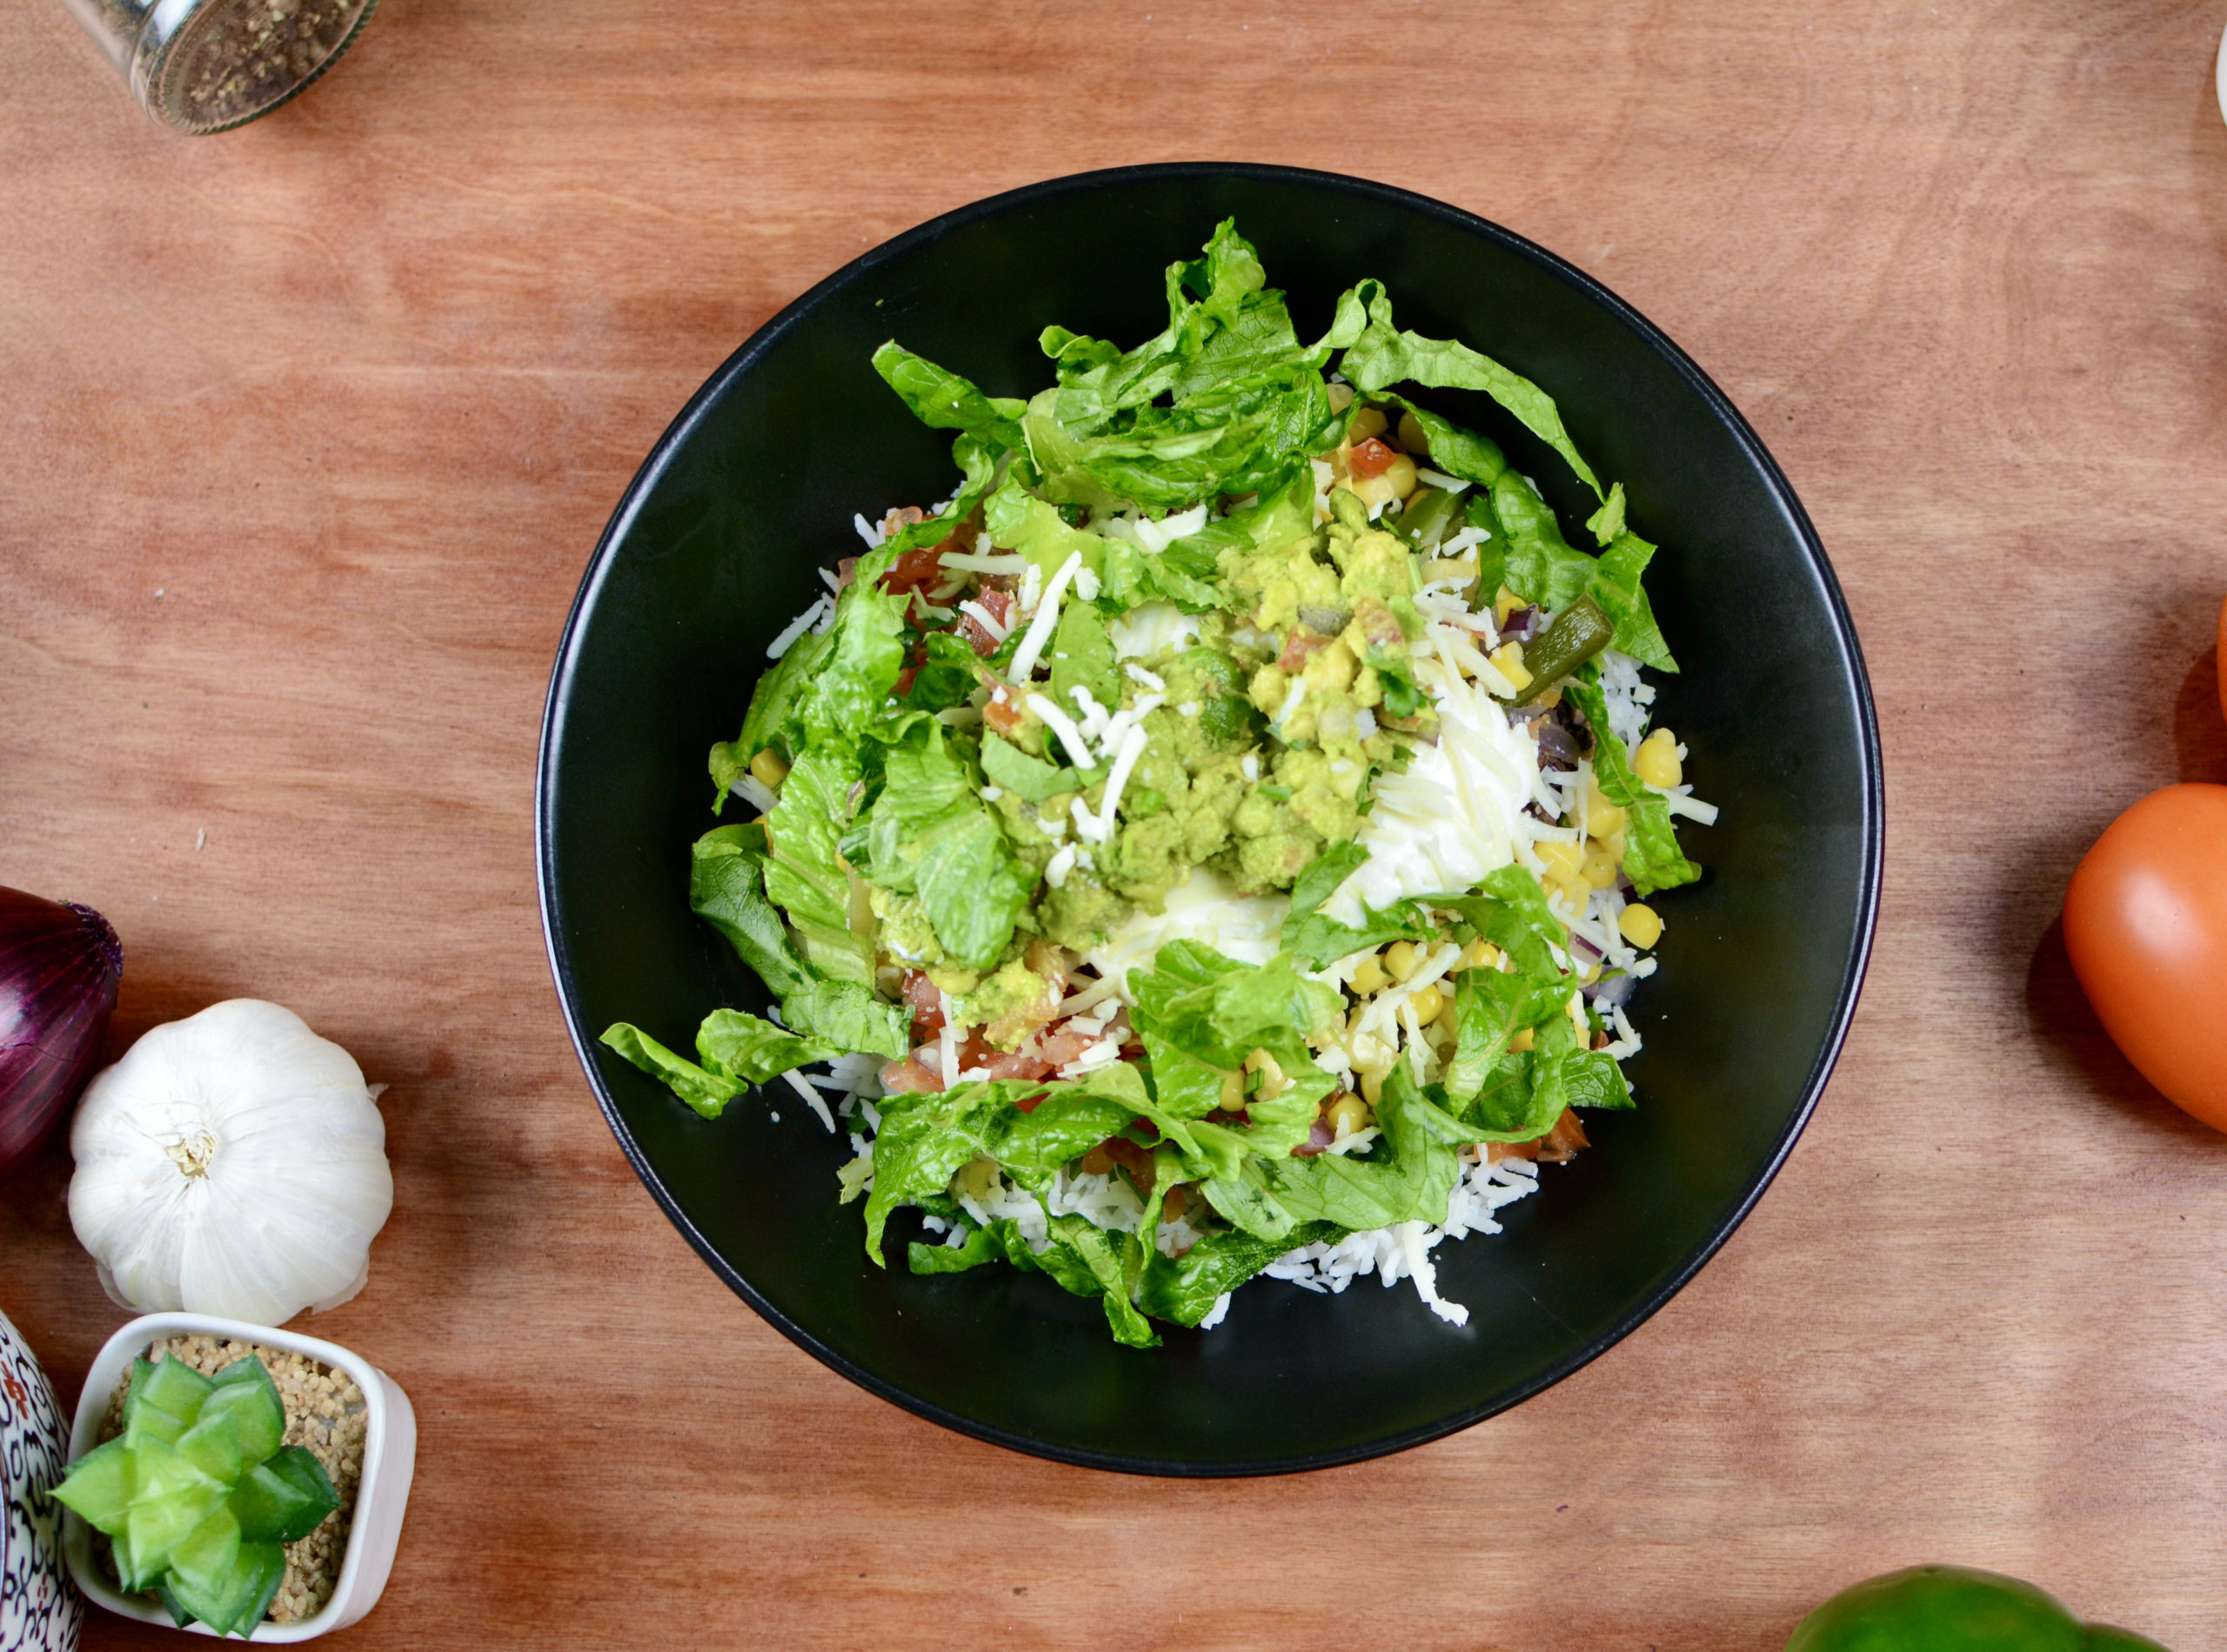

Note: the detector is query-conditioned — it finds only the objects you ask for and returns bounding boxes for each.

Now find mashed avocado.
[950,951,1060,1049]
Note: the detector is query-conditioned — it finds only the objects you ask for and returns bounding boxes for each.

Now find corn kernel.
[1619,902,1664,949]
[1347,405,1388,443]
[1493,584,1523,625]
[1584,774,1626,839]
[1581,844,1621,888]
[1347,471,1399,510]
[1243,1047,1287,1100]
[749,746,790,788]
[1488,641,1533,692]
[1327,1092,1373,1138]
[1535,840,1585,887]
[1381,452,1420,501]
[1634,728,1682,790]
[951,1154,999,1201]
[1359,1065,1387,1105]
[1326,381,1355,413]
[1396,411,1430,456]
[1508,1026,1536,1053]
[1407,983,1443,1025]
[1349,952,1388,995]
[1384,940,1422,983]
[1568,990,1590,1037]
[1432,987,1461,1029]
[1461,937,1501,970]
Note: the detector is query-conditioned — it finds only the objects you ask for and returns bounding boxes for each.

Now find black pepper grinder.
[58,0,378,134]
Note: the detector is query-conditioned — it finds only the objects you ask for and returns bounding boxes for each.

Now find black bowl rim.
[536,160,1886,1478]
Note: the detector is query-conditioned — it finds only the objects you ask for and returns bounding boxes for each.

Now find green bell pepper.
[1788,1566,2170,1651]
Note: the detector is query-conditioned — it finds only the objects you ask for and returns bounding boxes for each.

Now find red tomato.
[1348,437,1398,479]
[879,546,947,595]
[2063,783,2227,1130]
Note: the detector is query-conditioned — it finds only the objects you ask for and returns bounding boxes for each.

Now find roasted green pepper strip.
[1510,593,1614,706]
[1786,1566,2171,1651]
[1394,485,1462,551]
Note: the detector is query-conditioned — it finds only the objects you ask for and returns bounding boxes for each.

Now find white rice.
[1595,648,1655,750]
[1262,1154,1541,1326]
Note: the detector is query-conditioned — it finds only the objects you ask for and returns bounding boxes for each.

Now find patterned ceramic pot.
[1,1307,82,1651]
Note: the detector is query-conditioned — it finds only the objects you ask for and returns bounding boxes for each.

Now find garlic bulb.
[68,999,393,1327]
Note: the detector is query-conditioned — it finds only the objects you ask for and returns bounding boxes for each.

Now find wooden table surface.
[5,3,2226,1646]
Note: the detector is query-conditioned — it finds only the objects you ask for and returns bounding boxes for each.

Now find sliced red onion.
[1585,972,1640,1010]
[1533,719,1583,772]
[0,888,122,1180]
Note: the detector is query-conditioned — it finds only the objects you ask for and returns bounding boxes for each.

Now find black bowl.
[538,164,1882,1476]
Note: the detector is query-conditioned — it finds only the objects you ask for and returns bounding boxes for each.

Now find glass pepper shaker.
[59,0,378,134]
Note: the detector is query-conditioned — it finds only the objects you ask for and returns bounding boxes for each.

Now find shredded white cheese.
[957,599,1012,642]
[940,552,1029,575]
[1006,551,1082,682]
[1093,722,1150,840]
[766,597,833,659]
[1026,692,1096,769]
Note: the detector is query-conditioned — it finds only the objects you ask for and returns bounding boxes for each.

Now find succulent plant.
[53,1353,339,1637]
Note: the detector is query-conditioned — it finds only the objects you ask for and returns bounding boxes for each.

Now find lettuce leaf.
[689,823,811,997]
[909,1215,1159,1348]
[1127,941,1339,1073]
[862,1066,1152,1262]
[686,824,907,1055]
[696,1007,846,1086]
[1261,1065,1483,1228]
[1492,472,1598,612]
[727,625,836,779]
[885,431,1011,558]
[1135,1221,1341,1328]
[1585,482,1627,545]
[1377,394,1508,489]
[1281,841,1433,968]
[1441,966,1569,1109]
[599,1007,847,1120]
[871,343,1026,450]
[796,579,908,745]
[1019,222,1342,512]
[1460,1010,1583,1140]
[598,1023,745,1119]
[980,733,1095,802]
[1588,529,1676,671]
[1046,597,1119,712]
[1431,864,1571,980]
[1337,282,1603,498]
[1491,472,1675,669]
[762,741,875,985]
[982,478,1106,584]
[1097,537,1223,613]
[778,980,909,1060]
[900,631,990,717]
[1564,677,1702,897]
[864,721,1034,970]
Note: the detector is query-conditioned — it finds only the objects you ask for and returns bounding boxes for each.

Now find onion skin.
[0,887,123,1180]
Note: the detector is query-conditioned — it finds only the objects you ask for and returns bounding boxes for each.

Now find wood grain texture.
[4,2,2226,1646]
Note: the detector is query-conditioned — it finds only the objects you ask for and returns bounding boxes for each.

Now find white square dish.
[59,1313,415,1642]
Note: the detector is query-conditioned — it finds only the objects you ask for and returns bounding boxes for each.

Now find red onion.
[0,887,122,1180]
